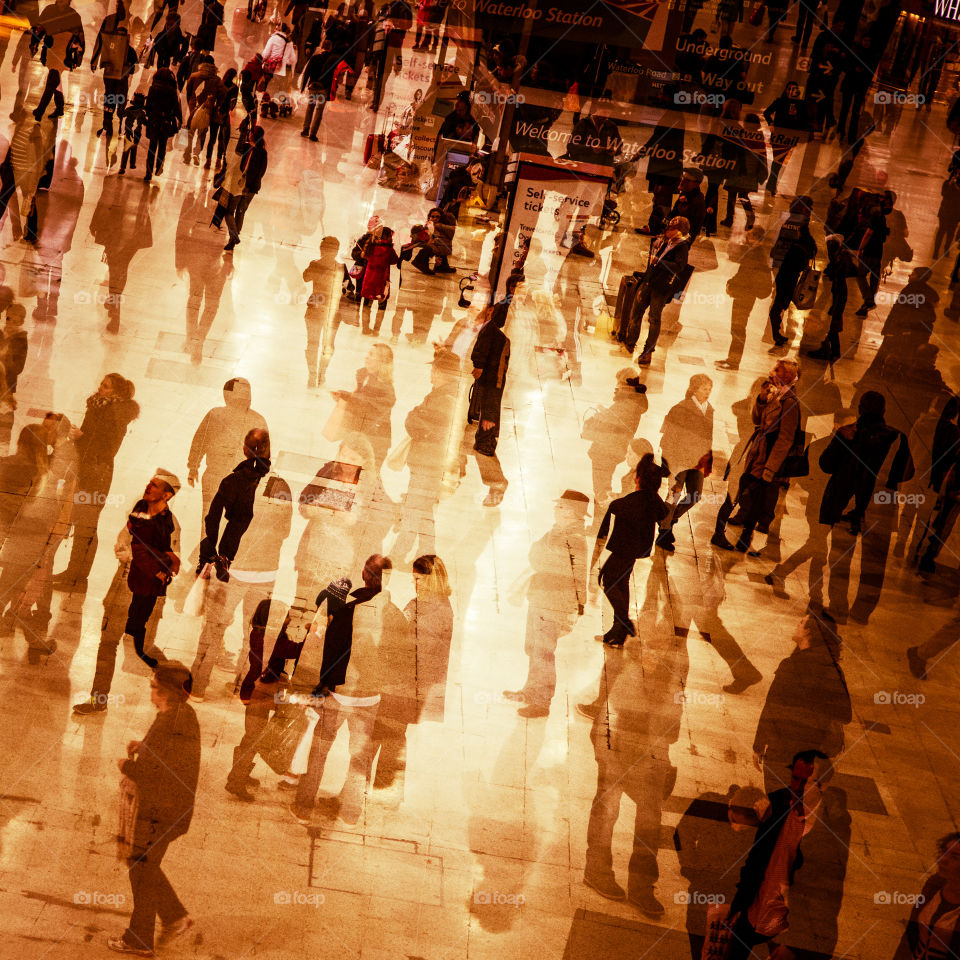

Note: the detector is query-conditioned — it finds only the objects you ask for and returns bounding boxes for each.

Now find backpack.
[189,94,214,130]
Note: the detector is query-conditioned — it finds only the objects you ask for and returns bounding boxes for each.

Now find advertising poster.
[497,153,611,297]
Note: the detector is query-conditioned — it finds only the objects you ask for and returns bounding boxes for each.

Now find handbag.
[116,775,139,860]
[189,101,211,131]
[262,39,287,74]
[748,0,765,24]
[792,264,821,309]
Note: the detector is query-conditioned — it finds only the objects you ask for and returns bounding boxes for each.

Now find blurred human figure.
[331,344,396,469]
[894,832,960,959]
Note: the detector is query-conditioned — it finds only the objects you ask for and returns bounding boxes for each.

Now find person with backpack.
[90,1,138,150]
[767,199,817,346]
[143,66,181,181]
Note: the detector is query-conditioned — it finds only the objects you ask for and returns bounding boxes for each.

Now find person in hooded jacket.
[260,23,296,90]
[148,10,187,69]
[197,427,271,581]
[90,1,138,150]
[222,124,268,252]
[54,373,139,589]
[182,54,223,164]
[143,67,181,181]
[818,391,913,535]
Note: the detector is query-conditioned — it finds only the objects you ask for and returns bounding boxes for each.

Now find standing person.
[32,0,85,121]
[728,360,801,555]
[620,216,691,366]
[291,555,391,826]
[54,373,139,590]
[836,36,874,145]
[667,169,706,241]
[852,202,888,317]
[332,344,396,468]
[73,472,182,716]
[299,38,338,140]
[0,304,28,397]
[404,554,453,722]
[917,448,960,577]
[725,751,827,960]
[147,11,187,70]
[182,55,222,164]
[187,377,268,523]
[357,225,398,334]
[90,1,137,151]
[590,454,668,646]
[470,289,511,461]
[768,207,816,346]
[934,172,960,260]
[894,832,960,959]
[369,0,412,112]
[762,81,813,195]
[260,22,296,91]
[791,0,821,49]
[502,490,588,718]
[107,661,199,957]
[807,234,851,361]
[118,91,147,174]
[413,0,444,50]
[656,375,714,552]
[721,112,765,230]
[204,67,236,169]
[222,125,267,252]
[143,67,181,181]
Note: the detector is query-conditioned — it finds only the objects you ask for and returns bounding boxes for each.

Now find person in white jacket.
[260,25,296,90]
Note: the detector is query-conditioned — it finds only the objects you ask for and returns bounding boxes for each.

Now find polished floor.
[0,2,958,958]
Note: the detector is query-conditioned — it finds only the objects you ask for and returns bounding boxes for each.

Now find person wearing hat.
[503,489,589,717]
[620,216,691,367]
[74,471,181,716]
[108,660,199,956]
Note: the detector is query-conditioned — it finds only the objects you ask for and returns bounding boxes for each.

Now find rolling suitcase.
[614,270,645,338]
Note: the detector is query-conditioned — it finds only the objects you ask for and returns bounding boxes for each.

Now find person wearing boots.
[768,214,816,346]
[807,235,852,361]
[32,0,85,121]
[621,216,690,366]
[590,454,668,646]
[469,289,511,463]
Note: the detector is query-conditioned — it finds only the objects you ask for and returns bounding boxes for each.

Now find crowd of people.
[0,0,955,956]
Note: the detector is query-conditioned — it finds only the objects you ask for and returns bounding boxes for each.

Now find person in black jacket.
[807,234,851,361]
[147,10,187,70]
[90,1,138,151]
[470,283,512,463]
[725,750,827,960]
[299,38,339,140]
[143,66,181,181]
[818,391,913,535]
[73,471,182,716]
[621,215,690,366]
[108,660,200,957]
[762,81,812,195]
[54,373,139,589]
[223,125,267,251]
[768,215,816,346]
[591,454,669,646]
[197,427,270,581]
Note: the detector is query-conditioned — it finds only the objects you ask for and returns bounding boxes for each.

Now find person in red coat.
[359,225,398,335]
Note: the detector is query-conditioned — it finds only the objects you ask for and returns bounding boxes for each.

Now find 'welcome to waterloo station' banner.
[470,0,666,44]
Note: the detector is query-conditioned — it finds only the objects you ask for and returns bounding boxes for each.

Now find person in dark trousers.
[791,0,821,49]
[807,234,851,361]
[621,216,690,365]
[90,1,138,150]
[223,125,268,252]
[197,427,270,581]
[108,660,200,957]
[591,454,669,646]
[715,360,801,554]
[918,448,960,576]
[143,67,181,181]
[204,67,236,169]
[768,213,816,346]
[656,375,714,552]
[0,304,28,395]
[54,373,139,589]
[32,0,85,121]
[818,390,913,535]
[762,81,812,195]
[725,750,828,960]
[721,112,766,229]
[73,471,181,716]
[147,11,186,70]
[668,168,706,241]
[436,90,479,148]
[852,202,887,317]
[470,283,512,464]
[118,91,147,174]
[836,36,874,145]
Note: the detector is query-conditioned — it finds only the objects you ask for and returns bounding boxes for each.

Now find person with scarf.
[620,215,691,367]
[222,124,268,252]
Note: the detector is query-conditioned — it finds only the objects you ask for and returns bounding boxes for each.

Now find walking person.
[182,54,222,164]
[143,67,181,181]
[32,0,85,121]
[54,373,138,590]
[590,454,668,646]
[73,471,182,716]
[469,284,512,470]
[620,216,691,366]
[223,124,267,252]
[762,81,813,196]
[357,224,398,334]
[656,375,714,552]
[720,112,765,230]
[260,22,296,91]
[299,38,338,140]
[203,66,236,169]
[806,234,852,361]
[852,201,888,317]
[108,661,199,957]
[90,1,138,152]
[768,205,816,346]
